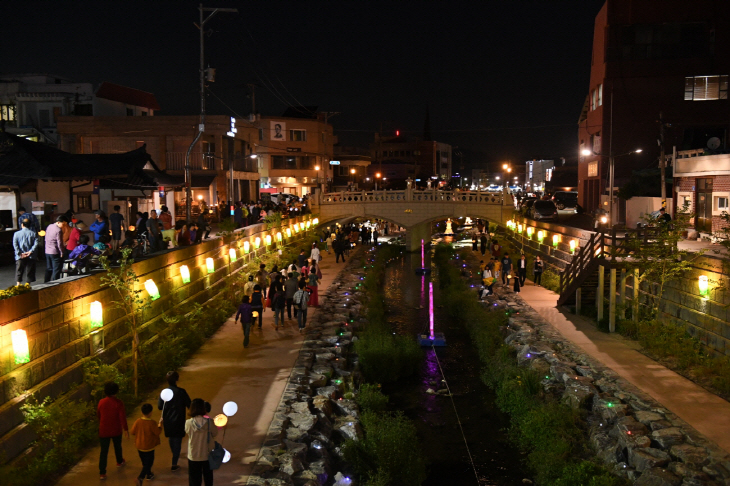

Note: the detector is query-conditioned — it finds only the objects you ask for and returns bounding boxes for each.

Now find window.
[141,111,148,116]
[290,129,306,142]
[258,128,264,141]
[126,108,134,116]
[272,156,286,169]
[591,89,597,110]
[597,84,602,107]
[591,132,601,153]
[39,110,50,128]
[77,194,92,210]
[712,192,730,215]
[74,104,93,116]
[685,75,728,100]
[1,104,16,122]
[588,162,598,177]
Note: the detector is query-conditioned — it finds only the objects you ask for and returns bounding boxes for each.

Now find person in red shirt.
[97,382,128,479]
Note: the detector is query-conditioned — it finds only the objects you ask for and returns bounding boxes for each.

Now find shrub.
[356,384,388,413]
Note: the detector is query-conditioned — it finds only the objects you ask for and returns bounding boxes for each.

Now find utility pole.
[185,4,238,222]
[658,111,668,210]
[247,83,257,115]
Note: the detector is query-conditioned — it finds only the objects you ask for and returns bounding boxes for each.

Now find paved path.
[56,247,345,486]
[517,282,730,455]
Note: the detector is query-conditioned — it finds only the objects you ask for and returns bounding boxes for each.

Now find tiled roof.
[95,82,161,110]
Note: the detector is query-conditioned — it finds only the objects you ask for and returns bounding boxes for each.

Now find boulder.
[550,362,576,383]
[332,398,359,418]
[668,462,711,483]
[316,386,337,399]
[633,467,681,486]
[651,428,684,449]
[291,402,311,414]
[284,439,308,459]
[334,415,362,441]
[312,364,333,378]
[288,411,317,430]
[279,452,305,476]
[312,396,334,419]
[669,444,709,467]
[561,385,595,409]
[635,411,664,426]
[309,374,327,388]
[650,420,674,431]
[529,357,551,376]
[630,448,671,472]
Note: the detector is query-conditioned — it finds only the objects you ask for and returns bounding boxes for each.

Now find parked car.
[552,191,578,210]
[532,200,559,221]
[520,197,537,216]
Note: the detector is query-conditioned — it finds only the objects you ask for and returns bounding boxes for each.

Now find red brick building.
[577,0,730,222]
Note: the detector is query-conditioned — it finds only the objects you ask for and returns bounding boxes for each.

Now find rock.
[260,471,296,486]
[308,374,327,388]
[312,396,333,419]
[316,386,337,399]
[651,420,674,431]
[630,448,671,472]
[592,432,623,464]
[284,439,308,459]
[334,415,362,441]
[332,398,359,418]
[316,352,336,362]
[668,462,711,483]
[634,467,682,486]
[279,452,305,476]
[616,416,649,436]
[529,357,551,376]
[308,459,331,483]
[575,365,594,378]
[669,444,709,467]
[550,363,576,383]
[635,411,664,426]
[291,402,311,414]
[561,385,595,409]
[291,469,320,486]
[598,399,629,422]
[288,411,317,430]
[651,428,685,449]
[312,364,333,378]
[286,427,309,441]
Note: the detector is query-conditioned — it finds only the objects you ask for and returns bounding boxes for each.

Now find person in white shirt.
[310,243,321,264]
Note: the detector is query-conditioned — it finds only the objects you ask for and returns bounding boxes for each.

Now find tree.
[622,202,702,318]
[99,248,151,397]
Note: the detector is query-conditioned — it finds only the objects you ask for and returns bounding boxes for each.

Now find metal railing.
[318,190,503,204]
[165,152,216,171]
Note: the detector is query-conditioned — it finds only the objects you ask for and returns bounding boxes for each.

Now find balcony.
[165,153,258,172]
[675,151,730,177]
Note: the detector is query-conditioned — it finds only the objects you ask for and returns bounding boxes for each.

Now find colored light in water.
[180,265,191,283]
[12,330,30,364]
[699,275,709,297]
[144,279,160,300]
[243,241,250,253]
[254,237,261,249]
[229,248,237,262]
[429,282,434,340]
[265,235,272,246]
[276,232,282,242]
[90,301,103,328]
[206,257,215,274]
[553,234,560,247]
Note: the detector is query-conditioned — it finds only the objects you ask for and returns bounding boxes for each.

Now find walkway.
[55,246,345,486]
[518,282,730,455]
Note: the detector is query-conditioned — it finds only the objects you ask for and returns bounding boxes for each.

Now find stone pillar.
[609,268,616,332]
[405,221,431,252]
[597,265,605,322]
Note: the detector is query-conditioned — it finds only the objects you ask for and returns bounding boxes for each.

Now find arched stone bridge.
[310,189,512,250]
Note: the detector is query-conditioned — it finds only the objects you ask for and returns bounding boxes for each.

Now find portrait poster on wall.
[270,121,286,141]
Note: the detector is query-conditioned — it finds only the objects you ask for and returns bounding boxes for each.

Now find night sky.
[5,0,605,170]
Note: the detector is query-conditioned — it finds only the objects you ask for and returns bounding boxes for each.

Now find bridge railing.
[317,190,503,205]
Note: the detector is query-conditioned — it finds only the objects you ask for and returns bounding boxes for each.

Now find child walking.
[131,403,163,485]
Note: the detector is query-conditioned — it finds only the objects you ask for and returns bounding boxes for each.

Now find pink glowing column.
[429,281,434,340]
[421,239,425,268]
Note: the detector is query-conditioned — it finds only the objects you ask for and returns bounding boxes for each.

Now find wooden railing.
[559,231,604,297]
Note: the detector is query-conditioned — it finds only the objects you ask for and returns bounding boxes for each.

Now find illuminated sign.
[329,160,340,165]
[226,117,237,137]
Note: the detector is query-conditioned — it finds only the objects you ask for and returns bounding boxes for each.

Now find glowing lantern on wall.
[265,235,272,246]
[243,241,250,253]
[569,240,577,254]
[276,232,282,242]
[286,228,292,238]
[294,223,300,233]
[144,279,160,300]
[11,330,30,364]
[306,221,311,229]
[518,224,523,233]
[90,301,103,328]
[313,218,319,225]
[537,230,545,242]
[552,234,560,247]
[206,258,215,274]
[526,227,534,238]
[699,275,709,297]
[229,248,237,262]
[254,237,261,249]
[180,265,191,284]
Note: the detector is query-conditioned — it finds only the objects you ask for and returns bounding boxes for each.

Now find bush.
[356,384,388,413]
[342,411,427,486]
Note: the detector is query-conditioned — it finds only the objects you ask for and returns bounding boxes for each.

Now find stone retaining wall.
[0,216,314,463]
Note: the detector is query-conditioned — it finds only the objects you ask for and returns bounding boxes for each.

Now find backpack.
[294,290,309,309]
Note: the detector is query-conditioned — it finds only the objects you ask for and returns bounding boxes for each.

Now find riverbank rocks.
[247,253,367,486]
[477,254,730,486]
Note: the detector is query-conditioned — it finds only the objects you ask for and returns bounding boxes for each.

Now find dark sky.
[5,0,605,170]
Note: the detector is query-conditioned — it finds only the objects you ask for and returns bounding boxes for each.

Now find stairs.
[558,232,604,307]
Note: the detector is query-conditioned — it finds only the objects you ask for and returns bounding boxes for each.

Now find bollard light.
[569,240,577,254]
[243,241,250,253]
[286,228,292,238]
[699,275,709,297]
[90,301,103,328]
[537,230,545,242]
[144,279,160,300]
[553,234,560,247]
[12,330,30,364]
[265,235,272,246]
[180,265,191,284]
[254,237,261,249]
[527,227,534,239]
[276,232,282,242]
[229,248,237,262]
[206,257,215,274]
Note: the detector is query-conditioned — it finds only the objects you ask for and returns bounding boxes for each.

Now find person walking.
[131,403,162,485]
[513,269,522,294]
[297,249,308,269]
[109,205,125,253]
[156,371,191,471]
[491,239,501,259]
[334,238,346,263]
[533,256,544,286]
[293,281,309,332]
[480,233,488,256]
[250,285,265,329]
[517,254,528,286]
[310,243,321,264]
[501,253,513,286]
[235,295,253,347]
[255,264,269,299]
[328,232,336,253]
[13,218,38,286]
[284,272,299,320]
[185,398,217,486]
[146,210,162,252]
[472,234,478,252]
[243,275,255,298]
[272,283,286,329]
[44,215,68,282]
[482,264,495,296]
[97,382,128,480]
[307,262,321,307]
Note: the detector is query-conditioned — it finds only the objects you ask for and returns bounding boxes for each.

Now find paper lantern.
[552,234,560,247]
[286,228,292,238]
[229,248,237,262]
[526,227,534,238]
[222,401,238,416]
[699,275,709,297]
[144,279,160,300]
[222,449,231,463]
[180,265,191,284]
[265,235,272,246]
[206,258,215,273]
[160,388,174,402]
[38,230,46,237]
[243,241,250,253]
[252,311,259,318]
[569,240,577,253]
[313,218,319,225]
[128,225,135,232]
[11,330,30,364]
[276,232,282,242]
[214,414,228,427]
[254,237,261,249]
[306,221,311,229]
[294,223,300,233]
[90,301,103,328]
[537,230,545,242]
[518,224,523,233]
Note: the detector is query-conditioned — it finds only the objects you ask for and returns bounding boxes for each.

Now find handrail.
[559,231,604,296]
[318,190,503,205]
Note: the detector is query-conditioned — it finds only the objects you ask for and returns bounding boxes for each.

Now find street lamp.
[375,172,382,190]
[581,148,642,226]
[315,165,322,193]
[350,167,356,188]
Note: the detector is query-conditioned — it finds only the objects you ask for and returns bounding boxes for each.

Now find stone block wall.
[0,216,314,462]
